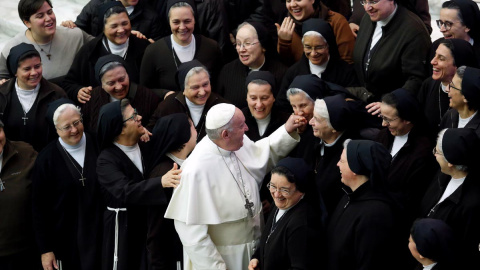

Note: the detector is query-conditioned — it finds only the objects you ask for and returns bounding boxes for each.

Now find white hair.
[286,88,314,102]
[184,66,210,90]
[53,104,82,126]
[302,31,327,44]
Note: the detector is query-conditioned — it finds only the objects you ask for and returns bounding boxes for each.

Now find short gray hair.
[184,66,210,90]
[206,118,234,140]
[436,129,468,172]
[302,31,327,44]
[314,99,332,129]
[100,61,125,83]
[53,104,82,126]
[286,88,314,102]
[168,2,194,20]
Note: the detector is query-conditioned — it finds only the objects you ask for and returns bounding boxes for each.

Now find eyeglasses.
[360,0,381,6]
[57,118,83,132]
[235,41,259,49]
[379,114,398,124]
[436,20,454,31]
[448,81,462,93]
[267,182,295,196]
[303,45,328,52]
[123,108,138,123]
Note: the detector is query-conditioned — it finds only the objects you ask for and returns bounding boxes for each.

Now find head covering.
[440,39,478,68]
[150,113,191,170]
[244,21,275,54]
[323,95,350,131]
[176,59,206,91]
[275,157,312,193]
[461,67,480,109]
[442,128,479,166]
[346,140,391,189]
[45,98,75,127]
[389,88,421,123]
[452,0,480,40]
[289,74,329,100]
[166,0,196,17]
[302,18,339,59]
[98,1,124,21]
[411,218,456,264]
[245,71,276,94]
[206,103,236,129]
[6,43,40,76]
[94,54,128,84]
[97,100,124,150]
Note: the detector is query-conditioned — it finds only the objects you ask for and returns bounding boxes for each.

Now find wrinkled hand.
[61,20,77,28]
[77,86,92,104]
[248,259,260,270]
[131,30,147,40]
[349,23,359,38]
[275,17,295,41]
[140,127,152,142]
[41,252,58,270]
[366,101,381,116]
[285,114,307,134]
[0,78,9,86]
[164,91,175,100]
[162,163,182,188]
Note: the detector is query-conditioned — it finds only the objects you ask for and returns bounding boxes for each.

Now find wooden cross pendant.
[22,116,28,125]
[244,199,254,217]
[79,177,86,187]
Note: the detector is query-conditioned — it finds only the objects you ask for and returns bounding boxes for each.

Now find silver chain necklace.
[61,146,86,187]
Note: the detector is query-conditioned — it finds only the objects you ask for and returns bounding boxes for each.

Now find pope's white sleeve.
[174,220,227,270]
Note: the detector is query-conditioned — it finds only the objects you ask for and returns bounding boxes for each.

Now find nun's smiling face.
[184,70,211,105]
[439,8,470,41]
[431,44,456,83]
[169,6,195,46]
[379,103,411,136]
[16,56,43,90]
[247,82,275,120]
[289,92,314,121]
[303,34,329,66]
[101,66,130,100]
[337,149,355,186]
[236,24,265,69]
[104,12,131,45]
[447,74,467,110]
[122,105,144,138]
[269,173,303,210]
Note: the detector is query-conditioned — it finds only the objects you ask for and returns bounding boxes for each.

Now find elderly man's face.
[364,0,396,22]
[269,173,304,210]
[227,108,249,151]
[439,8,470,41]
[56,108,84,146]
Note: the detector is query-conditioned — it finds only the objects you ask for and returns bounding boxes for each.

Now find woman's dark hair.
[271,166,307,193]
[442,1,464,25]
[120,98,131,120]
[439,40,456,66]
[18,0,53,23]
[104,5,128,26]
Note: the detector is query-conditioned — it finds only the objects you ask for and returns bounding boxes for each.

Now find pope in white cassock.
[165,103,306,270]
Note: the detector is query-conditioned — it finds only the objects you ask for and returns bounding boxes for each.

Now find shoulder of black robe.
[149,113,191,173]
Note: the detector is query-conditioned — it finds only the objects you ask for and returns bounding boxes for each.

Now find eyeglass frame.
[379,114,399,124]
[448,81,462,93]
[123,108,138,123]
[235,41,259,50]
[57,118,83,132]
[267,182,296,196]
[359,0,382,6]
[303,44,328,52]
[435,20,455,31]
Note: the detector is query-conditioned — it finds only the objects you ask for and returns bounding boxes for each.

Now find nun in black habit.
[276,18,357,112]
[409,218,458,270]
[419,38,477,134]
[326,140,406,270]
[147,113,196,270]
[96,99,168,270]
[420,128,480,268]
[32,98,103,270]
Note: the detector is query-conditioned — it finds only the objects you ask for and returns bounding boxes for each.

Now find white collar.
[59,132,86,150]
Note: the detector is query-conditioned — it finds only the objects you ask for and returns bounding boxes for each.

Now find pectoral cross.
[244,198,254,218]
[22,116,28,125]
[79,176,86,187]
[0,179,5,191]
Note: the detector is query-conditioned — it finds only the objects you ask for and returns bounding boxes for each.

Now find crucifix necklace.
[217,147,255,218]
[61,146,86,186]
[31,31,53,60]
[18,88,37,125]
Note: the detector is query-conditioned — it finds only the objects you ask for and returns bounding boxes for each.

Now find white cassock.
[164,125,299,270]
